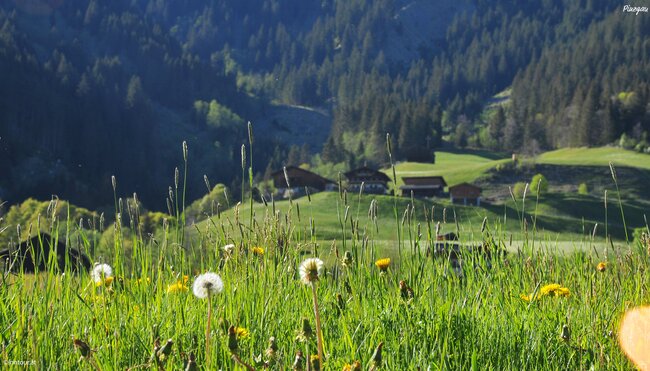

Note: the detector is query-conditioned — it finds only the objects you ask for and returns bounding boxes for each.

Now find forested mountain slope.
[0,0,647,211]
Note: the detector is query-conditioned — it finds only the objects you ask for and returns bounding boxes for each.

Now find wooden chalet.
[400,176,447,197]
[271,166,337,198]
[344,166,391,194]
[449,183,482,206]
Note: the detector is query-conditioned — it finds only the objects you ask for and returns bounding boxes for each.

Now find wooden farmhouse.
[449,183,482,206]
[344,166,391,194]
[400,176,447,197]
[271,166,337,198]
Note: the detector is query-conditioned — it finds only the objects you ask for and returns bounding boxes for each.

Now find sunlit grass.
[1,143,649,369]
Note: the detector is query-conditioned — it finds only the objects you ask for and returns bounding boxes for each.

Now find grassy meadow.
[1,146,650,369]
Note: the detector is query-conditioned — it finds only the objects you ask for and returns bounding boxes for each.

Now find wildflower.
[375,258,390,272]
[192,272,224,299]
[167,282,188,294]
[193,272,224,368]
[597,262,607,272]
[342,251,353,267]
[135,277,151,285]
[520,294,534,302]
[299,258,324,285]
[234,326,250,339]
[343,361,362,371]
[299,258,326,364]
[223,244,235,255]
[540,284,570,297]
[91,263,113,283]
[95,276,114,288]
[310,355,321,371]
[252,246,264,256]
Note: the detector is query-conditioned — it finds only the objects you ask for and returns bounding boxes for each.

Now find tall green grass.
[0,142,648,370]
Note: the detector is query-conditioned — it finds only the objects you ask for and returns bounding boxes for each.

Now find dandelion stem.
[206,294,212,367]
[311,283,325,364]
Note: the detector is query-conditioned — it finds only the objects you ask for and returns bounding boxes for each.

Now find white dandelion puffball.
[299,258,324,285]
[192,272,224,299]
[91,263,113,283]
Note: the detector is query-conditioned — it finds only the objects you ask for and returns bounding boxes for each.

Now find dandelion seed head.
[192,272,224,299]
[299,258,324,285]
[223,244,235,254]
[91,263,113,283]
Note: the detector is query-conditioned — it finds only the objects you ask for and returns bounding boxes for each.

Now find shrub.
[578,183,589,195]
[530,173,548,195]
[512,182,527,199]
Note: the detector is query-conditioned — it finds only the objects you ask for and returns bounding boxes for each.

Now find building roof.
[401,176,447,187]
[344,166,391,182]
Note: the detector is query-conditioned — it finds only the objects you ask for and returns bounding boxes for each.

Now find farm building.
[449,183,482,206]
[271,166,337,198]
[400,176,447,197]
[345,166,391,194]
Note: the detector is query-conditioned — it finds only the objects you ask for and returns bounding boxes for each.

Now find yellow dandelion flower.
[375,258,391,272]
[95,276,114,287]
[183,275,189,283]
[166,282,188,294]
[343,360,362,371]
[540,283,570,297]
[520,294,532,302]
[597,262,607,272]
[540,284,562,295]
[252,246,264,256]
[234,327,250,339]
[556,287,571,297]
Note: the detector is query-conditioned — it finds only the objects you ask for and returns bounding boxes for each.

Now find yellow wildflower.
[343,360,362,371]
[597,262,607,272]
[252,246,264,256]
[520,294,533,302]
[375,258,391,272]
[234,327,250,339]
[540,283,570,297]
[166,282,188,293]
[95,276,114,288]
